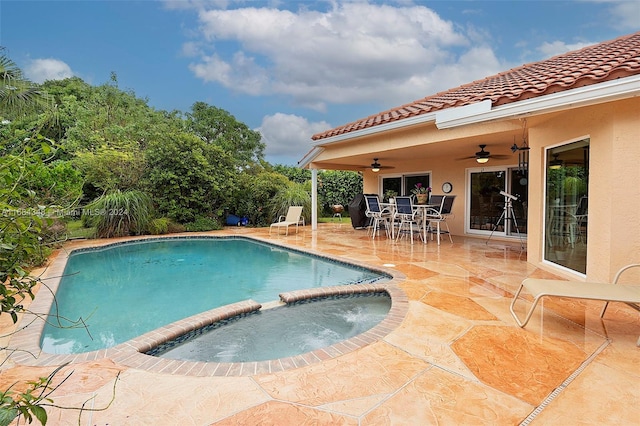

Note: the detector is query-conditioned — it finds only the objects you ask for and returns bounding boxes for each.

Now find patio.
[1,223,638,425]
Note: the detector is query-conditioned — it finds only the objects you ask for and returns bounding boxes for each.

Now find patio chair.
[394,196,422,244]
[364,195,392,239]
[270,206,304,235]
[425,195,455,245]
[510,264,640,346]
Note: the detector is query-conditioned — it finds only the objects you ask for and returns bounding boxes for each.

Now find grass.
[318,215,351,224]
[65,220,95,239]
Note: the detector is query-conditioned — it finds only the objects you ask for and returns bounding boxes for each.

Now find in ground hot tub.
[146,292,391,363]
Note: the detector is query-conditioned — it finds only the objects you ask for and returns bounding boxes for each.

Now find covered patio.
[2,224,638,424]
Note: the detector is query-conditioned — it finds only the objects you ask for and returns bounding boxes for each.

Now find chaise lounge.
[510,264,640,346]
[269,206,303,235]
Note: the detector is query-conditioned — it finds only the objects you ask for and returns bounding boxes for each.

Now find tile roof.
[312,31,640,141]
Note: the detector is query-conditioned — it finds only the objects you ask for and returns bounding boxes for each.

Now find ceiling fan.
[458,145,511,163]
[369,158,395,172]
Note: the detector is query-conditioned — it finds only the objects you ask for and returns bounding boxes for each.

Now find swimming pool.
[41,237,390,354]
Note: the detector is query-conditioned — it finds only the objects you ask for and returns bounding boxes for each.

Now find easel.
[486,191,525,249]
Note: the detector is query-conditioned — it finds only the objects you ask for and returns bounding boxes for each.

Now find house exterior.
[299,31,640,281]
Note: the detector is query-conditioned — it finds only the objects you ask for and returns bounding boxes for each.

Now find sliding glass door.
[467,167,528,238]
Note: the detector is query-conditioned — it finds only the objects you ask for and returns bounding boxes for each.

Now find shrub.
[184,216,221,232]
[269,182,312,224]
[166,221,186,234]
[82,190,154,238]
[148,217,170,235]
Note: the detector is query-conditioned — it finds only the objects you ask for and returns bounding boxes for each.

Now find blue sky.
[2,1,638,165]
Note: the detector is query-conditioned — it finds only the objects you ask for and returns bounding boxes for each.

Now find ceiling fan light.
[476,157,489,164]
[549,154,563,169]
[371,158,381,172]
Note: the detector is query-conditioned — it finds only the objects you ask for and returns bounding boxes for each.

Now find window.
[381,174,431,199]
[544,138,589,274]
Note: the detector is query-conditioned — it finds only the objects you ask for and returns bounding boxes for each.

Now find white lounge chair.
[269,206,303,235]
[510,264,640,346]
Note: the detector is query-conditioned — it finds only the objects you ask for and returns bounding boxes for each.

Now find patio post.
[311,168,318,230]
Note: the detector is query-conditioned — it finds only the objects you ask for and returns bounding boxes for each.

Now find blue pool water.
[41,237,389,354]
[149,293,391,363]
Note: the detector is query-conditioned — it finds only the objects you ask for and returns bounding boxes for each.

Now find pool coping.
[8,234,409,377]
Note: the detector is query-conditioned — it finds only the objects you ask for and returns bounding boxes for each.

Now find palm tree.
[0,49,51,119]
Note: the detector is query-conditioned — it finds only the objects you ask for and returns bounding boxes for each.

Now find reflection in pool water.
[148,293,391,362]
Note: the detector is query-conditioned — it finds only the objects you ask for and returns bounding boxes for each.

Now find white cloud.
[24,58,74,83]
[257,113,331,165]
[536,40,595,58]
[186,2,489,110]
[606,0,640,30]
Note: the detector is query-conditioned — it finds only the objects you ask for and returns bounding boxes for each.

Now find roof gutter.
[435,74,640,129]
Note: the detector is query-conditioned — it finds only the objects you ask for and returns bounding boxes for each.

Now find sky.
[1,1,639,165]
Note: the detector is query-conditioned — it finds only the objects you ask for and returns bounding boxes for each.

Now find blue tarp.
[226,214,249,226]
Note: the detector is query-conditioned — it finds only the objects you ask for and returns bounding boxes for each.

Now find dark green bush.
[185,216,221,232]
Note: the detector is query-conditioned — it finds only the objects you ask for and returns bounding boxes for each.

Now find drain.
[519,339,610,425]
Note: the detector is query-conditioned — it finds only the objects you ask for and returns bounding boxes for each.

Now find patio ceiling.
[307,121,530,172]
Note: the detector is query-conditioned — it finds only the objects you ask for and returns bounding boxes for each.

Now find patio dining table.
[382,201,439,243]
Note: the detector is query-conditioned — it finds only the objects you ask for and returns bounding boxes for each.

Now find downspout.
[311,168,318,231]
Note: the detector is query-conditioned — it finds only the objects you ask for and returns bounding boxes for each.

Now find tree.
[0,50,51,120]
[272,164,311,184]
[186,102,265,167]
[144,132,237,224]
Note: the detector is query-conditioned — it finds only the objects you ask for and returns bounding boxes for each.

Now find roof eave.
[435,74,640,129]
[297,74,640,168]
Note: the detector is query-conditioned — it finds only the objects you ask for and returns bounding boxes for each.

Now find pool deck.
[1,223,638,425]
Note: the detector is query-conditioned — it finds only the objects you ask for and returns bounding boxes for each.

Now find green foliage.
[82,190,154,238]
[231,171,291,226]
[272,164,311,184]
[21,160,83,206]
[185,216,221,232]
[0,140,53,323]
[144,132,237,223]
[186,102,265,167]
[74,146,145,193]
[318,170,362,214]
[269,182,312,224]
[148,217,170,235]
[0,52,52,120]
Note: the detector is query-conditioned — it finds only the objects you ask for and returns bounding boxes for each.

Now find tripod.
[486,195,524,249]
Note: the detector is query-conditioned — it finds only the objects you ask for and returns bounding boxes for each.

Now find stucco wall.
[526,98,639,281]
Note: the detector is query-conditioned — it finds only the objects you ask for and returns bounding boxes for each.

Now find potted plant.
[411,183,431,204]
[384,190,398,203]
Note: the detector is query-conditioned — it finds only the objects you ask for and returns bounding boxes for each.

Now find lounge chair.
[270,206,303,235]
[510,264,640,346]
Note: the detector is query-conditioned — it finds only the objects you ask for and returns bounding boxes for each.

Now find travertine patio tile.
[361,367,532,425]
